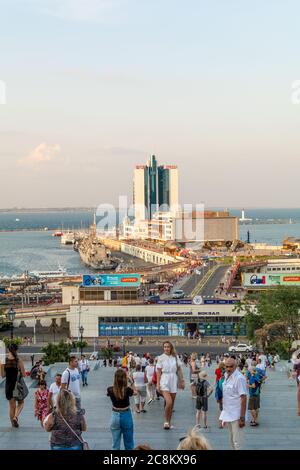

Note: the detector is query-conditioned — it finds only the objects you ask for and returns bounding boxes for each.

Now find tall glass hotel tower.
[133,155,179,221]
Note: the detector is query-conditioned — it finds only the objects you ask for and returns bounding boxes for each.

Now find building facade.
[66,303,246,338]
[133,155,179,221]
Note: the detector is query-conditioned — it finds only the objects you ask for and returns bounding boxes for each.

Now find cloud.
[18,143,61,166]
[35,0,125,23]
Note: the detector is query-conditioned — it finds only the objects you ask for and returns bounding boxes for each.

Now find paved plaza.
[0,361,299,450]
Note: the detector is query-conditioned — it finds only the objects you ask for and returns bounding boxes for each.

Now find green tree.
[75,340,88,351]
[0,309,11,331]
[101,347,114,359]
[255,287,300,337]
[2,337,23,347]
[234,286,300,341]
[233,296,263,340]
[41,341,72,366]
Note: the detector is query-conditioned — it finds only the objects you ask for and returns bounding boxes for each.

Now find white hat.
[199,371,208,379]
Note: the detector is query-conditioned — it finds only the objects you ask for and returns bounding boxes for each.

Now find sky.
[0,0,300,209]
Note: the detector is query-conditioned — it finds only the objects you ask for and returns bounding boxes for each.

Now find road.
[177,263,228,298]
[179,261,215,296]
[197,265,228,297]
[17,343,229,357]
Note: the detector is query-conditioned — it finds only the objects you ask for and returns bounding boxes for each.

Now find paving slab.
[0,361,299,450]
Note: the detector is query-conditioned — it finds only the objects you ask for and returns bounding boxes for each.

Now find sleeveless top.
[50,409,85,447]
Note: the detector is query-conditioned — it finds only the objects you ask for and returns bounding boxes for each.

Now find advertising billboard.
[82,274,141,288]
[243,272,300,287]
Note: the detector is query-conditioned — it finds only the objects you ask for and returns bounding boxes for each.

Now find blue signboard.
[157,300,192,305]
[82,274,141,288]
[204,299,239,305]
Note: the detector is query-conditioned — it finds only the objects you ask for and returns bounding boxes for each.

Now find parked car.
[228,343,253,353]
[144,294,160,304]
[172,290,185,299]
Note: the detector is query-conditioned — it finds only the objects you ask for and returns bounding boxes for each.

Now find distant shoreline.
[0,208,96,213]
[1,207,300,213]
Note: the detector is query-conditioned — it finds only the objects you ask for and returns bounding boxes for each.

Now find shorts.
[196,397,208,411]
[134,387,147,404]
[248,395,260,410]
[160,373,178,394]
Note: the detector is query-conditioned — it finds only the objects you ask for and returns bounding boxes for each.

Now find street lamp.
[79,325,84,356]
[287,326,292,363]
[121,336,125,357]
[8,307,16,340]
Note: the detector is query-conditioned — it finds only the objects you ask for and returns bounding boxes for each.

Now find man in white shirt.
[47,374,61,413]
[79,354,90,387]
[220,357,247,450]
[61,356,81,410]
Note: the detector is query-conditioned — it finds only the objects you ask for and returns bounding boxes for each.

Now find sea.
[0,208,300,277]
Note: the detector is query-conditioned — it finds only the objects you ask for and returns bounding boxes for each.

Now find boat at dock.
[28,267,67,279]
[61,231,75,245]
[52,231,63,237]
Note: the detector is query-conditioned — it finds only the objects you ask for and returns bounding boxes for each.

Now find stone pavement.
[0,361,299,450]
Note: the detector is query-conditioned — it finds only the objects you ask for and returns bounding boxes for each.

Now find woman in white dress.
[156,341,184,429]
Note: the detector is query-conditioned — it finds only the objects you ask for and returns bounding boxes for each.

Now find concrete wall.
[62,285,80,305]
[120,242,177,265]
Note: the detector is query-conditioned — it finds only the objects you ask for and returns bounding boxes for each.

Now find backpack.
[196,379,206,397]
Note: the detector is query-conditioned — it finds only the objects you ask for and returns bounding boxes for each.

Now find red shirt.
[215,367,222,382]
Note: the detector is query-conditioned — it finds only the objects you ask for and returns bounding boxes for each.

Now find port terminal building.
[62,277,246,339]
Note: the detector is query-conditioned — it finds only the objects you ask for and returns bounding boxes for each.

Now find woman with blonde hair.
[177,426,212,450]
[189,352,201,399]
[44,389,87,450]
[156,341,185,430]
[107,368,136,449]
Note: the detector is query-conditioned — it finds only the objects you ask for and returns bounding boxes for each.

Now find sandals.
[12,417,19,428]
[250,422,259,426]
[163,423,174,430]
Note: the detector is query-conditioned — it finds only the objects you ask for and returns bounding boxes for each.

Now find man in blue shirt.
[247,368,261,426]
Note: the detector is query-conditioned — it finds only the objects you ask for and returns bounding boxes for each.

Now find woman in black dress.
[0,343,26,427]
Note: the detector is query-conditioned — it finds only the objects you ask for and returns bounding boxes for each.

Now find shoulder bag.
[60,414,90,450]
[13,359,29,401]
[176,357,185,390]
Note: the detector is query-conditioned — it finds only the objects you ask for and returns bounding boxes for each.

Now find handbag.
[152,369,157,385]
[176,357,185,390]
[60,414,90,450]
[13,360,29,401]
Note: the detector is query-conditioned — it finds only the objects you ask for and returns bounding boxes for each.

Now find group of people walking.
[1,341,298,451]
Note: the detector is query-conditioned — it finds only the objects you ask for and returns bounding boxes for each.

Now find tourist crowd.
[0,342,298,451]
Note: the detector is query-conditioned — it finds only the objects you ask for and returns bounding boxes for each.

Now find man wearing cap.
[195,371,213,429]
[220,357,247,450]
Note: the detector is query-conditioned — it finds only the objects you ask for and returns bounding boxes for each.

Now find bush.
[266,339,290,359]
[2,337,23,347]
[41,341,72,366]
[74,340,88,351]
[101,347,114,359]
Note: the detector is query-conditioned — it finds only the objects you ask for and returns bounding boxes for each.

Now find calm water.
[0,209,300,276]
[0,230,96,277]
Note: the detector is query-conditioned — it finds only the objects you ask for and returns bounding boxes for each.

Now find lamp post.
[287,326,292,363]
[8,307,16,340]
[33,314,37,345]
[79,326,84,356]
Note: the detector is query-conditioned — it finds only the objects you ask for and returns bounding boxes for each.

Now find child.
[195,371,213,429]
